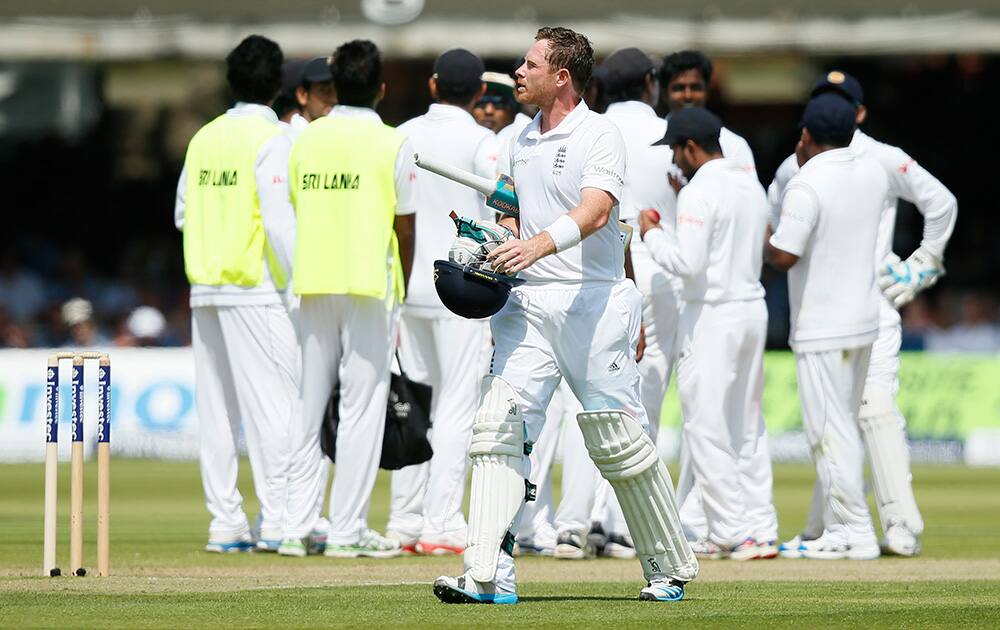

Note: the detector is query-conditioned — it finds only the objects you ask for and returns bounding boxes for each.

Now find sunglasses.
[476,94,514,108]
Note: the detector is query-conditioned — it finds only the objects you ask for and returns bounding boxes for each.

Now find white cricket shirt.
[495,112,533,174]
[769,147,888,352]
[508,100,626,285]
[643,158,767,304]
[769,131,957,263]
[398,103,499,314]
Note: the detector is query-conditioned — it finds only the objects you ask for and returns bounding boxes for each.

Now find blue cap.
[655,107,722,147]
[810,70,864,106]
[800,92,857,141]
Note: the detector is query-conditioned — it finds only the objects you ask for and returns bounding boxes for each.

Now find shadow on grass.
[519,596,633,602]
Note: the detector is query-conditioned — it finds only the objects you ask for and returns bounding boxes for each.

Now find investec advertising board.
[1,349,998,464]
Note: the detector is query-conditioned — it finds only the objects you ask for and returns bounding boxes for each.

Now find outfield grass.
[1,460,999,628]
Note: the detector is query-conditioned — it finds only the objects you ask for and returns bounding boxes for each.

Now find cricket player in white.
[433,27,696,605]
[770,72,957,558]
[280,40,417,559]
[639,107,773,559]
[276,56,336,141]
[767,93,889,560]
[658,48,778,555]
[175,36,299,553]
[385,49,498,555]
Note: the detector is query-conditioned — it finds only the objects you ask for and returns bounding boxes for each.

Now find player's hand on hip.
[487,233,555,274]
[878,247,945,309]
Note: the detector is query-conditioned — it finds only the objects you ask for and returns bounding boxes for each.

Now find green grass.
[1,460,999,628]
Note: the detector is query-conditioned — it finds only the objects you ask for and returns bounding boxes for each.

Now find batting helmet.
[433,260,524,319]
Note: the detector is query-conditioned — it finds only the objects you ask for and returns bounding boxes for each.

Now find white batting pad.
[858,384,924,535]
[465,375,526,582]
[577,410,698,583]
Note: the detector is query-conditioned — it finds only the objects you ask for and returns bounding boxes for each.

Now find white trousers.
[796,345,877,547]
[283,293,398,544]
[800,306,924,538]
[387,312,491,539]
[480,280,646,589]
[193,304,299,540]
[673,300,771,547]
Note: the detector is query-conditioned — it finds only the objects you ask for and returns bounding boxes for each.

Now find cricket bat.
[413,153,518,217]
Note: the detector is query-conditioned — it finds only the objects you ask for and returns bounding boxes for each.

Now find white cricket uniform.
[282,105,418,544]
[174,103,300,543]
[663,119,778,543]
[386,103,498,543]
[495,112,533,157]
[770,147,888,548]
[642,158,770,547]
[553,100,673,539]
[769,130,957,538]
[486,101,643,589]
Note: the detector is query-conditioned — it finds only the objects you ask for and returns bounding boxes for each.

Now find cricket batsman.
[432,27,697,605]
[771,72,957,558]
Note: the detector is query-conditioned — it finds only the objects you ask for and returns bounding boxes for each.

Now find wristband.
[544,215,581,253]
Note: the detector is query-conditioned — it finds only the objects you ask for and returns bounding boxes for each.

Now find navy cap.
[810,70,864,106]
[601,47,654,94]
[655,107,722,147]
[800,92,857,140]
[280,59,308,99]
[433,48,485,93]
[302,56,333,84]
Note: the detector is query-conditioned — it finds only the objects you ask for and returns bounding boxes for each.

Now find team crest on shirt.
[552,145,568,175]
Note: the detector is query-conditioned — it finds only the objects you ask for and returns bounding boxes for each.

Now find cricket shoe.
[800,535,880,560]
[324,528,401,558]
[433,574,518,605]
[385,529,419,555]
[588,522,608,556]
[603,532,637,559]
[514,539,555,556]
[690,539,726,560]
[255,526,283,552]
[639,578,686,602]
[205,532,254,554]
[417,532,466,555]
[755,539,779,559]
[778,535,806,559]
[554,530,593,559]
[881,520,921,557]
[728,538,763,561]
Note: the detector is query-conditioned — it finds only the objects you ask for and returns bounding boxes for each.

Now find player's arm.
[255,134,297,279]
[639,190,711,278]
[394,138,418,290]
[878,146,957,307]
[487,187,614,274]
[174,165,187,230]
[765,184,817,271]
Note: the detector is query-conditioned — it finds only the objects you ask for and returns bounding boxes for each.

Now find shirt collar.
[690,156,729,181]
[605,100,658,119]
[227,102,279,123]
[526,99,590,141]
[427,102,475,121]
[290,112,309,130]
[328,105,383,123]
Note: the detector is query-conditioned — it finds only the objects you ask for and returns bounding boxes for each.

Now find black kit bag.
[320,354,433,470]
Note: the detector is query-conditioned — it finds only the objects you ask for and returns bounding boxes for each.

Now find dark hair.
[806,128,853,149]
[330,40,383,107]
[271,94,299,119]
[535,27,594,94]
[226,35,283,105]
[438,83,480,106]
[606,80,648,105]
[661,50,713,86]
[674,137,723,154]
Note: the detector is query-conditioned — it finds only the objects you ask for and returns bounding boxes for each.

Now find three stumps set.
[43,351,111,577]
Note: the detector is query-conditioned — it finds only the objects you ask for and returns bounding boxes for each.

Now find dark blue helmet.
[433,260,524,319]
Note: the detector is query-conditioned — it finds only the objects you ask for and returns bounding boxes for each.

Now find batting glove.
[878,247,945,309]
[452,215,514,246]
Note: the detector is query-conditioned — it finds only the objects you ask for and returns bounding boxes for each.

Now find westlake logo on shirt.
[198,170,238,186]
[552,145,568,175]
[300,173,361,191]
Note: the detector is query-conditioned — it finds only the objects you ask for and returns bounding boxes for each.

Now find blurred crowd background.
[1,3,998,352]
